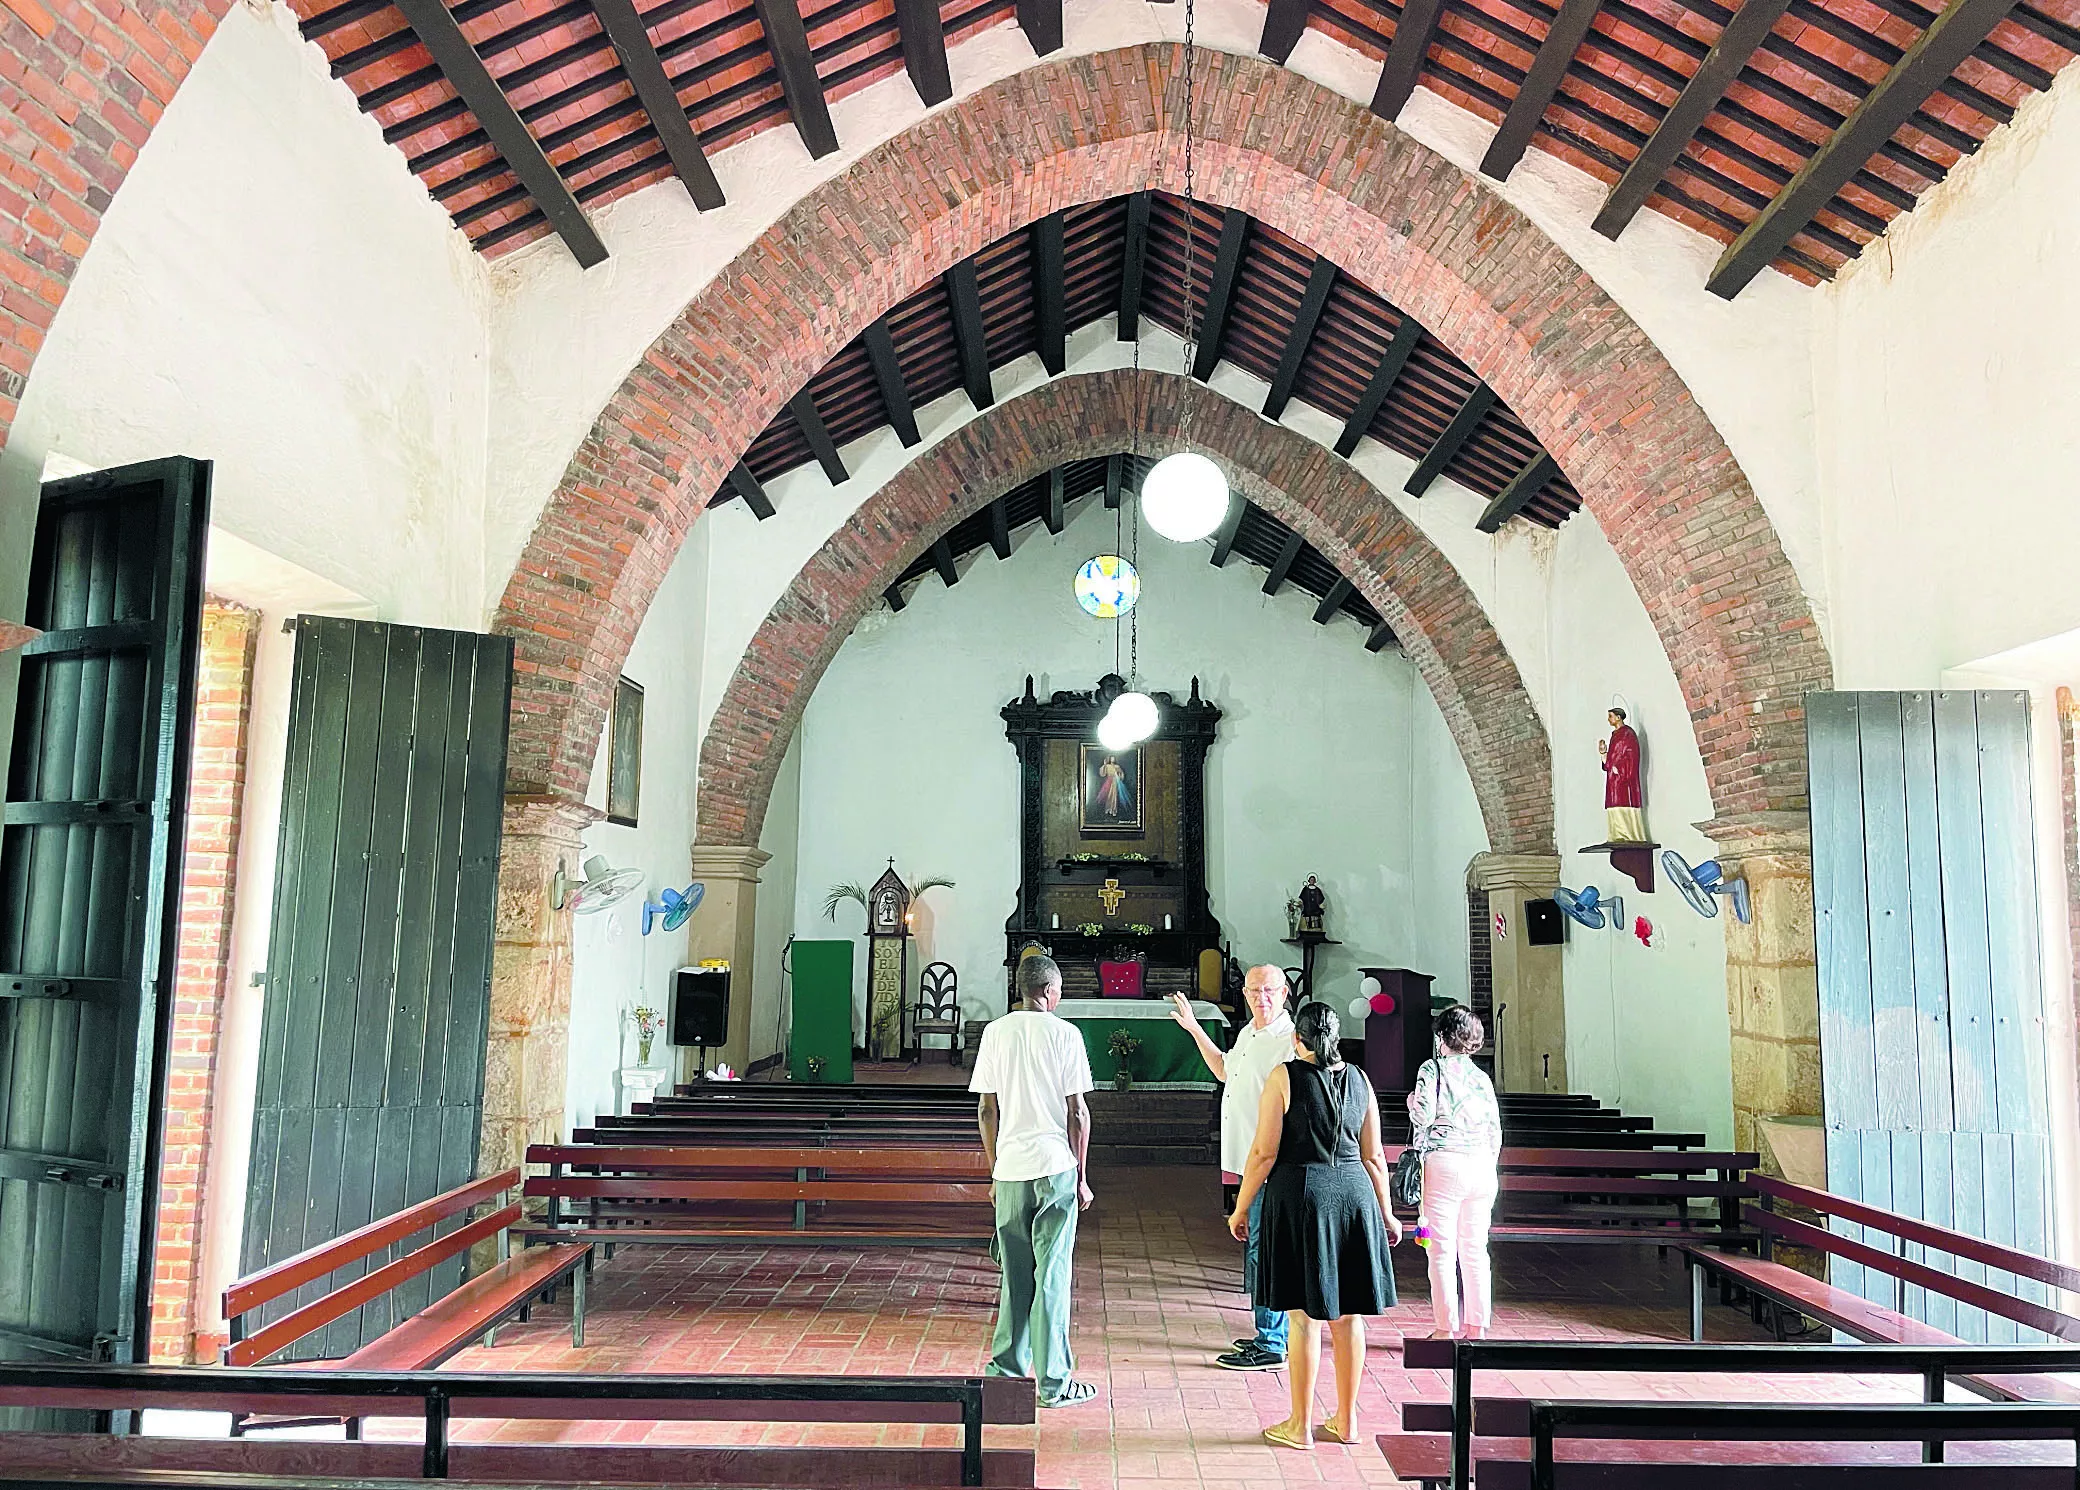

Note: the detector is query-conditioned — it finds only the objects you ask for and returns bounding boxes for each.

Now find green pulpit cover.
[789,939,855,1084]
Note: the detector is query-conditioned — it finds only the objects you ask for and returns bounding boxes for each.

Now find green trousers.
[988,1169,1079,1401]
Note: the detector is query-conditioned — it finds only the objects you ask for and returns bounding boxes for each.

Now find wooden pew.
[1382,1146,1758,1247]
[518,1144,994,1249]
[0,1363,1033,1488]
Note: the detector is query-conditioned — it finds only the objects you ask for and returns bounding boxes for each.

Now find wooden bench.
[222,1168,589,1435]
[518,1144,994,1249]
[1387,1336,2080,1490]
[0,1363,1033,1488]
[1381,1146,1759,1248]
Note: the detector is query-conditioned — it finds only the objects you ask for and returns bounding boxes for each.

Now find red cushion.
[1097,961,1144,998]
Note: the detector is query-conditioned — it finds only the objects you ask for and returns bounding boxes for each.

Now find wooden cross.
[1098,878,1126,914]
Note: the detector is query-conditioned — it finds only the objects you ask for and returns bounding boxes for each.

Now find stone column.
[1699,813,1821,1172]
[1468,853,1567,1093]
[483,795,598,1175]
[686,846,772,1081]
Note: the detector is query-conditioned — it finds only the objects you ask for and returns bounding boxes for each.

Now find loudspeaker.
[671,966,730,1047]
[1524,898,1565,946]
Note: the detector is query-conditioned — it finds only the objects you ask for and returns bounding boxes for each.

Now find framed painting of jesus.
[1079,744,1142,834]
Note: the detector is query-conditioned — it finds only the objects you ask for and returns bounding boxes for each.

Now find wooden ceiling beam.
[946,260,994,410]
[390,0,606,268]
[932,538,960,588]
[1334,315,1423,458]
[1262,531,1305,597]
[1045,469,1066,534]
[1479,0,1604,181]
[1371,0,1445,120]
[1104,454,1124,510]
[725,463,775,520]
[1259,0,1310,63]
[788,390,848,484]
[1263,257,1337,420]
[591,0,724,210]
[1706,0,2023,298]
[1475,453,1559,533]
[884,583,908,612]
[1365,623,1396,653]
[1191,209,1251,382]
[1209,501,1244,567]
[1016,0,1063,56]
[1033,213,1067,377]
[989,498,1012,559]
[1405,386,1497,496]
[1118,191,1152,341]
[892,0,952,107]
[1593,0,1794,239]
[1312,577,1355,625]
[752,0,839,159]
[862,318,920,447]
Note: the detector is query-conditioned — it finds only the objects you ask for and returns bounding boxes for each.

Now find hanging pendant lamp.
[1142,451,1229,542]
[1105,688,1160,744]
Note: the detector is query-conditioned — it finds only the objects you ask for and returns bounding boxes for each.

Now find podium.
[1360,968,1434,1090]
[789,938,855,1083]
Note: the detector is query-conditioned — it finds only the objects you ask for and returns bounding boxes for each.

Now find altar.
[1059,998,1229,1089]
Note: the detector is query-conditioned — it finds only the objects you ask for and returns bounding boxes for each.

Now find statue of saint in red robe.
[1599,708,1647,843]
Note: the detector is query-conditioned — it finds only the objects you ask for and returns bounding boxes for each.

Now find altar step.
[1087,1089,1218,1166]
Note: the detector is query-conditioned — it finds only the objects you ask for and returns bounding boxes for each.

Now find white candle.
[1164,914,1173,930]
[1051,913,1059,929]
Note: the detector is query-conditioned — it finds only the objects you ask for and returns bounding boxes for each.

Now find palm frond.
[822,881,869,920]
[911,875,956,895]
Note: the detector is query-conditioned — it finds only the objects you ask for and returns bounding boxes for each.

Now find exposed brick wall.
[0,0,232,450]
[495,44,1830,831]
[696,370,1551,855]
[1467,886,1493,1027]
[150,596,257,1365]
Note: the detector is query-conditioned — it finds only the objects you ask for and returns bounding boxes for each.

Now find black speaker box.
[672,966,731,1046]
[1524,898,1565,946]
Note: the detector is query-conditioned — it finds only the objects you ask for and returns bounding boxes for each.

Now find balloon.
[1359,975,1383,1000]
[1369,991,1397,1015]
[1347,996,1371,1022]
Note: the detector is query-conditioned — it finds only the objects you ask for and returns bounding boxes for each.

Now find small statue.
[1285,896,1302,938]
[1599,707,1648,844]
[1297,876,1327,937]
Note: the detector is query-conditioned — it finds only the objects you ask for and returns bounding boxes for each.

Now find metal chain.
[1180,0,1199,376]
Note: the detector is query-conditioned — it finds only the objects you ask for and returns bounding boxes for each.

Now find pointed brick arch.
[496,44,1830,823]
[698,370,1552,855]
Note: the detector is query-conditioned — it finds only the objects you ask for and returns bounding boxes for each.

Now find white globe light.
[1142,451,1231,542]
[1096,711,1138,752]
[1108,690,1159,743]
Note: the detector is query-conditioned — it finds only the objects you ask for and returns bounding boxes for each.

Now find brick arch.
[497,44,1831,822]
[697,369,1553,857]
[0,0,235,450]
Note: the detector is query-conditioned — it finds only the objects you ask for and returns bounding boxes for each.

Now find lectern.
[1360,967,1434,1090]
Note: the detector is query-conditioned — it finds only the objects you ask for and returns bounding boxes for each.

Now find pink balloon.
[1369,991,1397,1015]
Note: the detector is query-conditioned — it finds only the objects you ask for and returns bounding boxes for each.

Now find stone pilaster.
[483,795,599,1175]
[1698,813,1821,1165]
[1468,853,1567,1093]
[686,846,772,1081]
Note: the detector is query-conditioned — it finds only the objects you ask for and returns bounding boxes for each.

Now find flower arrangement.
[806,1055,827,1082]
[627,1003,663,1067]
[1124,923,1156,935]
[1107,1028,1142,1091]
[1075,922,1105,936]
[1066,851,1149,864]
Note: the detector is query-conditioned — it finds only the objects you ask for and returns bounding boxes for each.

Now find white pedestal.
[617,1065,668,1114]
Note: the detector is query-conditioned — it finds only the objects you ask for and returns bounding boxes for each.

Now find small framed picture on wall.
[608,676,644,827]
[1079,743,1141,834]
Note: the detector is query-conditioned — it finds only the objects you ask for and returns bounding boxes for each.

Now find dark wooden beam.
[1312,577,1355,625]
[1263,257,1338,420]
[1262,531,1305,597]
[1015,0,1062,55]
[1209,501,1244,567]
[1334,315,1423,458]
[1191,209,1251,382]
[1259,0,1310,62]
[751,0,838,159]
[1593,0,1794,239]
[1033,214,1066,377]
[1118,191,1152,341]
[390,0,605,267]
[988,498,1012,559]
[931,537,959,588]
[1045,469,1065,534]
[862,318,920,447]
[788,390,848,484]
[1405,386,1496,496]
[1366,623,1396,653]
[1706,0,2022,298]
[884,583,908,613]
[725,463,774,521]
[1370,0,1445,121]
[945,260,994,410]
[1479,0,1604,180]
[891,0,951,107]
[1104,454,1124,511]
[591,0,724,210]
[1475,453,1559,533]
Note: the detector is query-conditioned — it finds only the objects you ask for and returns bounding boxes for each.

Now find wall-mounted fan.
[1553,885,1624,932]
[557,854,645,914]
[643,882,705,936]
[1661,851,1751,923]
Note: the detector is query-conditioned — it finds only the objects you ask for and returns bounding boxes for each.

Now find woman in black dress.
[1228,1002,1400,1449]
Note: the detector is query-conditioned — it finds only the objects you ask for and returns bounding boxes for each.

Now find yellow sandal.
[1316,1422,1356,1445]
[1262,1423,1312,1450]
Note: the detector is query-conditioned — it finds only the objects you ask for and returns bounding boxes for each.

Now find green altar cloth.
[1059,999,1230,1090]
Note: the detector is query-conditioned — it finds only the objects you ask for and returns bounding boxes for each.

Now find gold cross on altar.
[1098,878,1126,914]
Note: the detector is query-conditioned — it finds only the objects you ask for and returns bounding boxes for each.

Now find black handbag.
[1390,1146,1424,1209]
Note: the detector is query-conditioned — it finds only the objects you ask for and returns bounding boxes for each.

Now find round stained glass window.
[1074,555,1140,618]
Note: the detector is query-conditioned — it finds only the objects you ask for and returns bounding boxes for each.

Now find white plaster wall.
[751,736,804,1068]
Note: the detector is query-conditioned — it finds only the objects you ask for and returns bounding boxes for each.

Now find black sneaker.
[1215,1343,1286,1371]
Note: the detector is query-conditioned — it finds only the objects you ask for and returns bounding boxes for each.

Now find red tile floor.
[417,1163,2065,1482]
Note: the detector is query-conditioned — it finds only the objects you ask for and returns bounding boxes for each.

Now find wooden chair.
[914,961,963,1064]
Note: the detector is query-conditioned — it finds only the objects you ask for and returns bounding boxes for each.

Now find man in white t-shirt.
[970,953,1097,1408]
[1169,964,1293,1369]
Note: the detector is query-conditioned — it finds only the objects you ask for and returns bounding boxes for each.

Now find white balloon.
[1141,451,1231,542]
[1347,996,1372,1022]
[1360,975,1383,1000]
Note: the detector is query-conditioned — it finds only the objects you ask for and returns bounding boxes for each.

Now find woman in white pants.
[1406,1006,1503,1339]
